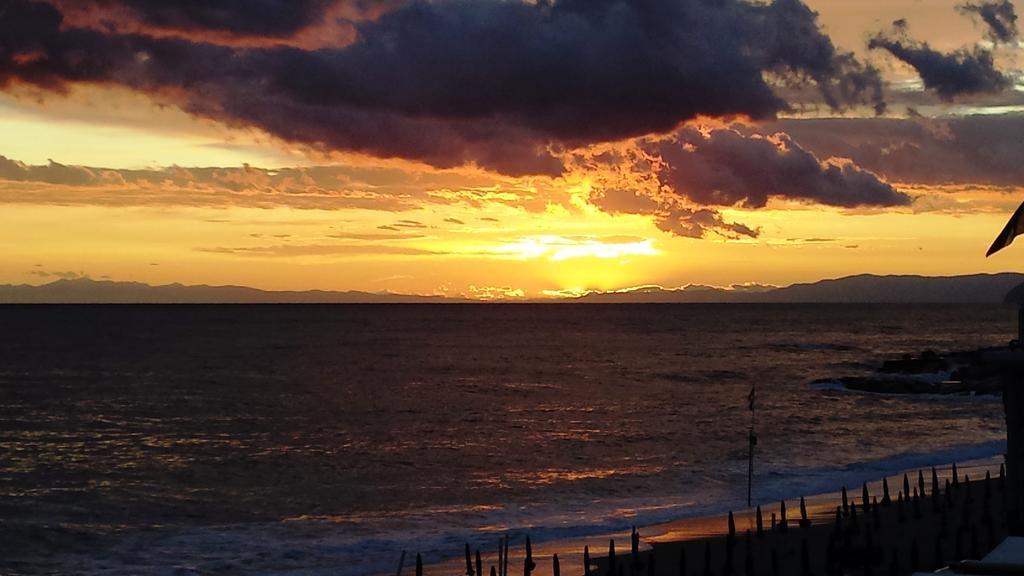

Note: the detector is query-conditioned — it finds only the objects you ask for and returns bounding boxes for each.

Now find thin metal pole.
[747,433,754,507]
[1018,304,1024,345]
[747,385,756,508]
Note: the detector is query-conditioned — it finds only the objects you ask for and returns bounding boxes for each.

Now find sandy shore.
[416,458,1005,576]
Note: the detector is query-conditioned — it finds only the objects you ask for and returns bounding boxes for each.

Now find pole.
[1018,304,1024,346]
[747,384,756,508]
[749,432,757,504]
[1004,339,1024,534]
[747,429,754,507]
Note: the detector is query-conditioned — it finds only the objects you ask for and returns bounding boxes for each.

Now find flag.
[748,385,755,411]
[987,199,1024,257]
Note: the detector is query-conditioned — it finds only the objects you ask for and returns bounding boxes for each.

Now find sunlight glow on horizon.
[483,236,660,262]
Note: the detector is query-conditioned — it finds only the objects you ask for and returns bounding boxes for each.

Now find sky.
[2,0,1024,298]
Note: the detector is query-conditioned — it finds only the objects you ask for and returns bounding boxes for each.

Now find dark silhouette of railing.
[399,463,1007,576]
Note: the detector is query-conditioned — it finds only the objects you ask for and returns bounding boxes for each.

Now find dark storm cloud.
[583,125,911,239]
[52,0,338,37]
[238,0,884,141]
[0,0,883,176]
[957,0,1019,43]
[644,128,911,209]
[763,113,1024,188]
[869,21,1011,100]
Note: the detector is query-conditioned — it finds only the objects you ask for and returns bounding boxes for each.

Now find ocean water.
[0,304,1012,575]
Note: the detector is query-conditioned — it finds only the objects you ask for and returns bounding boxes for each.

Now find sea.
[0,304,1012,575]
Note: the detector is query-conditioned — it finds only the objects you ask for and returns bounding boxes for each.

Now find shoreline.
[416,453,1006,576]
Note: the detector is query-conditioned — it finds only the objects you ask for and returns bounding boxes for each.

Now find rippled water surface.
[0,304,1012,574]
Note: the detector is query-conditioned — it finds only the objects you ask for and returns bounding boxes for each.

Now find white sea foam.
[50,440,1007,576]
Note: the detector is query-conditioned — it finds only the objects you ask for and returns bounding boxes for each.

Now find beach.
[420,458,1006,576]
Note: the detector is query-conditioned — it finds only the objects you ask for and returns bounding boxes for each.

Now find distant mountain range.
[574,273,1024,304]
[3,274,1024,304]
[0,278,467,304]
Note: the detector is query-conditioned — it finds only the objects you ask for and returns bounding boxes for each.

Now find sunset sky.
[3,0,1024,298]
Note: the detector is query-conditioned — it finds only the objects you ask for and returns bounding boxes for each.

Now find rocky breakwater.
[813,347,1016,396]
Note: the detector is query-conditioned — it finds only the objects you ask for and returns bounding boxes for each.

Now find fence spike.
[524,536,536,576]
[897,491,906,524]
[632,526,641,569]
[608,539,617,576]
[632,527,645,574]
